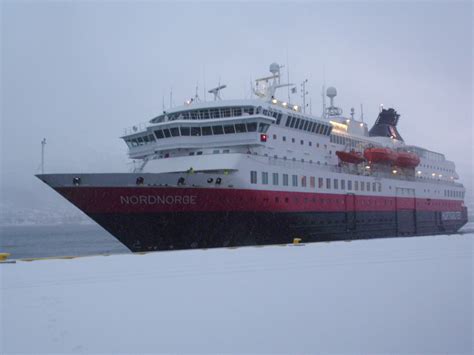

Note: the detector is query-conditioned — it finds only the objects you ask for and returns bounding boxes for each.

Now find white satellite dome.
[326,86,337,98]
[269,62,280,74]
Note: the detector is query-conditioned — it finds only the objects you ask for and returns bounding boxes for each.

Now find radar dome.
[269,62,280,74]
[326,86,337,98]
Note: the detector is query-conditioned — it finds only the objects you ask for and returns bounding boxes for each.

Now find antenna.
[286,51,290,103]
[360,104,364,122]
[208,84,227,101]
[300,79,308,113]
[169,88,173,108]
[321,85,326,119]
[41,138,46,174]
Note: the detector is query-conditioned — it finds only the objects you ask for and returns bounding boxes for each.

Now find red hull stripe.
[56,187,465,214]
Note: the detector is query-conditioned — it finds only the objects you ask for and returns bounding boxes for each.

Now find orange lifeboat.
[395,151,420,168]
[336,150,365,164]
[364,147,397,164]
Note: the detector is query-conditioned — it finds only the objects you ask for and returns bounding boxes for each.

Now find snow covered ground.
[1,233,473,354]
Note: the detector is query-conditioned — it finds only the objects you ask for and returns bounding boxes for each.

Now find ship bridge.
[121,100,275,160]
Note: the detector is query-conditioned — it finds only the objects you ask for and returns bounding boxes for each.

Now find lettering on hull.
[120,195,197,205]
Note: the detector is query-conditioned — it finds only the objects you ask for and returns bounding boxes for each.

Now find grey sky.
[1,0,472,209]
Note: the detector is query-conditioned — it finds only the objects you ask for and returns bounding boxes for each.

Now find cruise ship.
[37,63,468,252]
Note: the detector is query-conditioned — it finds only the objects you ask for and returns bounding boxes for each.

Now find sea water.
[0,224,129,259]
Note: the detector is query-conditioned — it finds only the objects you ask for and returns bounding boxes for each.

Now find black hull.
[89,210,468,252]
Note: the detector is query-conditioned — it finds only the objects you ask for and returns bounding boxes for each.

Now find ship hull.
[88,210,467,252]
[41,182,467,252]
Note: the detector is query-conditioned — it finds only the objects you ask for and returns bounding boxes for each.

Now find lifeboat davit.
[336,150,365,164]
[364,147,397,164]
[395,151,420,168]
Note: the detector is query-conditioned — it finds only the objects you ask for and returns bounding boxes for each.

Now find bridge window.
[318,177,323,188]
[235,123,247,133]
[155,130,164,139]
[170,127,180,137]
[246,122,257,132]
[262,172,268,185]
[301,176,307,187]
[191,127,201,136]
[212,125,224,135]
[201,126,212,136]
[348,180,352,190]
[310,176,315,188]
[333,179,338,189]
[180,127,190,136]
[258,123,270,133]
[224,125,235,134]
[355,181,359,191]
[163,129,171,138]
[341,179,346,190]
[283,174,289,186]
[326,178,331,189]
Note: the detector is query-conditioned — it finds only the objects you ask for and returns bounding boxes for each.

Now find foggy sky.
[1,0,472,209]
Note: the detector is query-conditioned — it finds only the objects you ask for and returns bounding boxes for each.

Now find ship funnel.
[369,108,404,141]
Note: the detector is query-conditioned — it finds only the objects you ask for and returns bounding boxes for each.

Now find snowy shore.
[1,233,472,354]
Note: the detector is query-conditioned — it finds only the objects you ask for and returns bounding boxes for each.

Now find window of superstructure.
[246,122,257,132]
[310,177,315,188]
[355,181,359,191]
[292,175,298,187]
[233,108,242,116]
[180,127,190,136]
[210,109,219,118]
[222,108,232,117]
[361,181,365,191]
[250,171,257,184]
[290,116,297,128]
[283,174,289,186]
[243,107,254,115]
[163,128,171,138]
[300,140,304,145]
[298,119,305,129]
[292,138,295,143]
[367,182,370,191]
[262,172,268,185]
[202,126,212,136]
[326,178,331,189]
[212,125,224,135]
[301,176,307,187]
[283,136,286,141]
[334,179,338,189]
[318,178,323,188]
[224,125,235,134]
[295,118,301,129]
[191,127,201,136]
[169,127,180,137]
[348,180,352,190]
[155,130,165,139]
[200,110,210,119]
[273,173,279,186]
[309,141,312,146]
[235,123,247,133]
[372,182,377,192]
[258,123,270,133]
[190,111,198,120]
[285,116,291,127]
[341,180,346,190]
